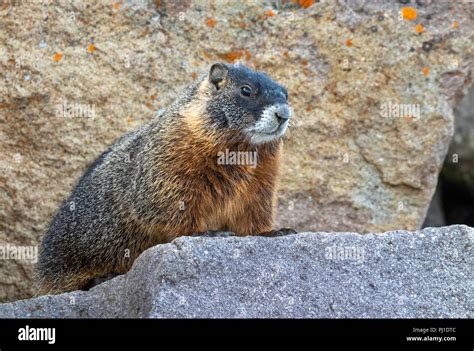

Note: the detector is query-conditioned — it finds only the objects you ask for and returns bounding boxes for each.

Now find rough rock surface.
[1,1,473,301]
[0,225,472,318]
[445,83,474,188]
[423,84,474,227]
[440,84,474,224]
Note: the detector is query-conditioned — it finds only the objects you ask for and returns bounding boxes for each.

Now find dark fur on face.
[204,63,291,144]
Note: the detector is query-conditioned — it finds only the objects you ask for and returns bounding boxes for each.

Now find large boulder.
[0,225,472,318]
[1,1,473,302]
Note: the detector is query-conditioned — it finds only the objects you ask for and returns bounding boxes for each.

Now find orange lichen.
[87,44,96,53]
[218,49,251,63]
[401,7,417,21]
[301,59,308,66]
[266,9,275,17]
[206,18,217,27]
[127,116,133,124]
[422,67,429,76]
[345,38,353,47]
[219,51,243,62]
[298,0,314,9]
[453,20,459,29]
[244,50,252,61]
[283,51,289,58]
[191,72,198,79]
[53,52,62,62]
[201,50,210,60]
[113,2,121,11]
[415,24,424,33]
[305,105,312,112]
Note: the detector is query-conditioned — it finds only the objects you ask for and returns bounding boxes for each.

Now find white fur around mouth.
[246,119,289,144]
[265,121,285,134]
[244,103,291,144]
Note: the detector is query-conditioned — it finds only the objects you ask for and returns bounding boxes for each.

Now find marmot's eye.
[240,85,253,97]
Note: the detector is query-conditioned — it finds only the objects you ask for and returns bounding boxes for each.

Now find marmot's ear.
[209,63,228,91]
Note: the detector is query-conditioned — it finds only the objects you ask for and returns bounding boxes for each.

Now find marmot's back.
[36,63,292,295]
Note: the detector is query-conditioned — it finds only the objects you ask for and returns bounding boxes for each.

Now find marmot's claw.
[259,228,298,237]
[192,230,236,238]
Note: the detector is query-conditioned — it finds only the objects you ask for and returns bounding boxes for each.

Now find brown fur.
[36,64,286,295]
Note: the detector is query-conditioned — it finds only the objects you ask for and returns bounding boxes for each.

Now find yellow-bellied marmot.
[36,62,293,295]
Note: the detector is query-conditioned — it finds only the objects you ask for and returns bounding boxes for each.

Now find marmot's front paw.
[192,230,236,238]
[259,228,298,237]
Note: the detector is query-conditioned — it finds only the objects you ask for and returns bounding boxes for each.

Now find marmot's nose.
[274,104,291,122]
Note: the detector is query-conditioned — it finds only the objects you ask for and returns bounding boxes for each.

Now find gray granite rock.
[0,225,472,318]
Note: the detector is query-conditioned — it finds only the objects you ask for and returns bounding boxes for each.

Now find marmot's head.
[194,63,291,145]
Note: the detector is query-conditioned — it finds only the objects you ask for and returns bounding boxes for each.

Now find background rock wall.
[1,0,473,302]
